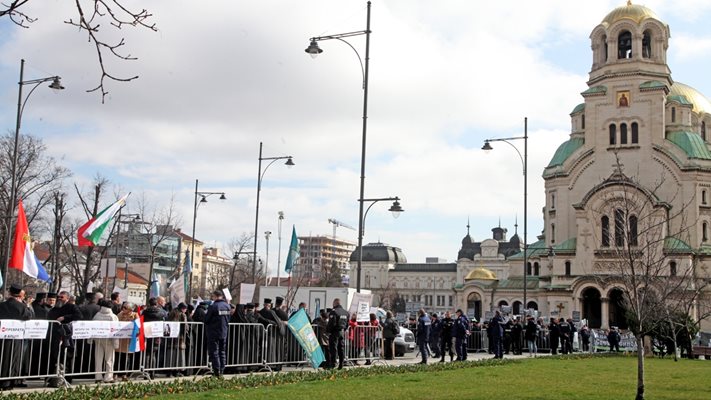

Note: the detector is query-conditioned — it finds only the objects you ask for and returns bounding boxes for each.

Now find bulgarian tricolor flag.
[77,194,129,246]
[129,305,146,353]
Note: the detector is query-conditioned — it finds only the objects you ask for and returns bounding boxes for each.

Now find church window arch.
[565,261,571,277]
[703,190,708,205]
[609,124,617,145]
[620,123,628,144]
[670,261,677,277]
[631,122,639,144]
[703,222,708,242]
[618,30,632,59]
[527,262,532,276]
[614,209,625,247]
[551,223,556,244]
[672,107,676,123]
[534,262,540,276]
[601,216,610,247]
[603,35,608,62]
[642,30,652,58]
[702,121,707,141]
[629,215,638,246]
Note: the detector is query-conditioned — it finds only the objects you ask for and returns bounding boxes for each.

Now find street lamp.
[2,59,64,295]
[305,2,372,293]
[264,231,272,285]
[253,142,294,284]
[277,211,284,287]
[482,117,529,311]
[356,196,404,292]
[190,179,226,300]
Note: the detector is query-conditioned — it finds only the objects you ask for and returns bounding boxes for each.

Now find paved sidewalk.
[5,350,548,394]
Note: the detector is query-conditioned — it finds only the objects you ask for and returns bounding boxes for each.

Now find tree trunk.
[636,335,645,400]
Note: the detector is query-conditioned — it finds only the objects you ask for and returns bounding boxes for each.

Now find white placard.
[239,283,256,304]
[348,293,372,315]
[222,288,232,302]
[143,321,179,338]
[24,320,49,339]
[0,320,26,339]
[72,321,113,339]
[356,301,370,322]
[110,321,135,339]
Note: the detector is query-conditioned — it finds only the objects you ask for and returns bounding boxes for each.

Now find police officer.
[490,310,504,359]
[327,298,349,369]
[559,317,571,354]
[511,317,523,355]
[503,318,513,354]
[453,309,470,361]
[204,290,231,377]
[429,313,442,359]
[439,311,455,362]
[416,309,431,364]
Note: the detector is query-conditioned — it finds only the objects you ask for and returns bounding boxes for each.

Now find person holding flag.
[9,199,51,283]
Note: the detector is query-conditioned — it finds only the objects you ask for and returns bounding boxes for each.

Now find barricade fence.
[344,325,382,365]
[0,320,62,386]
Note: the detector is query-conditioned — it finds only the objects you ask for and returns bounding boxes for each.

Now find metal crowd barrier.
[466,331,488,353]
[224,323,267,371]
[143,321,210,377]
[263,323,309,370]
[0,320,62,386]
[344,325,384,365]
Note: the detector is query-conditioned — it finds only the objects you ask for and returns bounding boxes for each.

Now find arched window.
[609,124,617,145]
[565,261,571,276]
[602,35,608,62]
[615,209,625,246]
[703,190,707,205]
[601,216,610,247]
[642,30,652,58]
[620,123,628,144]
[582,114,586,129]
[672,107,676,123]
[534,262,540,276]
[551,223,556,243]
[629,215,638,246]
[618,31,632,58]
[527,262,532,276]
[631,122,639,144]
[670,261,677,277]
[703,222,708,242]
[702,121,707,141]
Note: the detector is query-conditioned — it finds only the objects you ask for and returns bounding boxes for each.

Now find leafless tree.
[1,1,157,102]
[224,233,255,300]
[588,161,708,400]
[131,191,182,302]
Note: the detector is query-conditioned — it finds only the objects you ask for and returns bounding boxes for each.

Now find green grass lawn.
[152,356,710,400]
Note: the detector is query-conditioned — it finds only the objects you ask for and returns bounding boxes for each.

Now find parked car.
[395,326,415,356]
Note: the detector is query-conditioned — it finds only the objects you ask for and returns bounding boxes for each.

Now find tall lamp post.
[253,142,294,284]
[482,117,528,310]
[277,211,284,286]
[264,231,272,284]
[305,2,372,293]
[357,196,404,292]
[2,59,64,295]
[190,179,226,300]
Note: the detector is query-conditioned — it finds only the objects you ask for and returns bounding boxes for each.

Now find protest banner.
[287,308,325,369]
[239,283,256,304]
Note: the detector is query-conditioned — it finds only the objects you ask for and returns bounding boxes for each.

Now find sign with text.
[572,311,581,323]
[71,321,135,339]
[143,321,179,338]
[24,320,50,339]
[348,293,372,316]
[0,320,26,339]
[356,301,370,322]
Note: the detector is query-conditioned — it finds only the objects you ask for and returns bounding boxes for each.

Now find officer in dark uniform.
[0,285,33,390]
[439,311,455,362]
[429,313,442,359]
[503,318,513,354]
[327,298,348,369]
[559,317,571,354]
[204,290,231,377]
[416,309,431,364]
[490,311,504,359]
[453,309,470,361]
[549,318,561,355]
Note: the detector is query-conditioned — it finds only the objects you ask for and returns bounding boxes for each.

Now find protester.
[313,309,331,366]
[115,302,139,380]
[364,313,379,365]
[91,299,119,383]
[110,293,122,315]
[580,325,591,352]
[381,311,398,361]
[0,285,32,390]
[489,311,504,359]
[525,316,539,357]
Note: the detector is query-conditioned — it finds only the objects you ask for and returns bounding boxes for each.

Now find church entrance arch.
[608,288,629,330]
[512,301,522,315]
[467,292,482,321]
[581,287,602,328]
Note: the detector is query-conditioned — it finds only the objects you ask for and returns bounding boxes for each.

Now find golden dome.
[669,82,711,115]
[464,267,497,281]
[602,2,660,26]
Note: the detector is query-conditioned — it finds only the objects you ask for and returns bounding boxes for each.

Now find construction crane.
[328,218,355,276]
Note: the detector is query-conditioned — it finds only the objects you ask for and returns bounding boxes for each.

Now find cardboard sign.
[348,293,373,315]
[72,321,113,339]
[24,320,49,339]
[143,321,179,338]
[222,287,233,303]
[356,301,370,322]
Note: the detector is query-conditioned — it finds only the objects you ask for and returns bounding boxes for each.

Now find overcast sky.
[2,1,711,276]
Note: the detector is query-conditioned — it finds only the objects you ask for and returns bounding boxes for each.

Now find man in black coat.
[327,298,349,369]
[79,292,102,320]
[559,317,571,354]
[511,318,523,355]
[259,299,284,367]
[0,285,33,390]
[31,293,48,319]
[47,291,83,386]
[549,318,561,355]
[439,311,455,362]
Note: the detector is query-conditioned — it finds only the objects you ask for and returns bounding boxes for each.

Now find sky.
[2,0,711,277]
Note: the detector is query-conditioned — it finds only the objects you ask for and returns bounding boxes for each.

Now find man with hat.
[243,302,270,367]
[258,298,284,367]
[0,285,33,390]
[32,292,48,319]
[205,290,231,377]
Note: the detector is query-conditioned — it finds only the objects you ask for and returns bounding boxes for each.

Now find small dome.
[602,2,660,26]
[461,234,473,246]
[350,242,407,263]
[669,82,711,116]
[464,267,497,281]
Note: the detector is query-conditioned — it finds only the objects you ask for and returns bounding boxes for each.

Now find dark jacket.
[204,299,231,339]
[143,305,167,322]
[489,315,504,338]
[525,320,539,341]
[48,302,82,323]
[327,305,349,335]
[80,302,101,320]
[417,314,431,342]
[453,314,470,339]
[0,297,32,320]
[441,317,454,338]
[192,304,208,323]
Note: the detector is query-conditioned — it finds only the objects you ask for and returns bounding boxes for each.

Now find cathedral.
[351,2,711,332]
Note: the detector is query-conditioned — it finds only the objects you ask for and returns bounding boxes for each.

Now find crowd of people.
[0,284,624,391]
